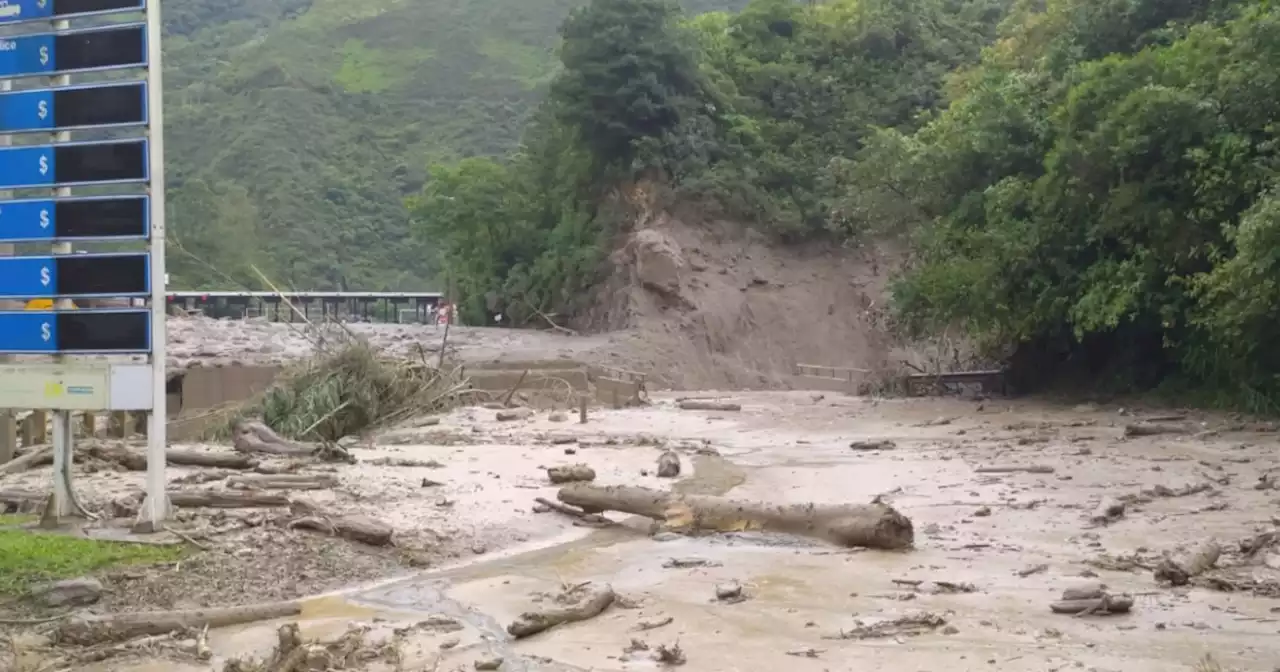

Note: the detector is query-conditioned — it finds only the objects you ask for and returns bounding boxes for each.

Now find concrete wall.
[166,365,284,440]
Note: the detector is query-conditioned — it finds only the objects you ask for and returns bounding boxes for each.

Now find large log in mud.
[558,484,914,550]
[57,601,303,645]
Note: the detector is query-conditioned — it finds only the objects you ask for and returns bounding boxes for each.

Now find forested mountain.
[161,0,748,290]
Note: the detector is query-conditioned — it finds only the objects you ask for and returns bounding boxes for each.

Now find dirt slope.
[582,196,901,389]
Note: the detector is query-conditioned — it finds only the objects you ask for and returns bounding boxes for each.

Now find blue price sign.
[0,253,150,299]
[0,309,150,353]
[0,196,149,242]
[0,0,146,26]
[0,140,147,189]
[0,24,145,79]
[0,82,147,134]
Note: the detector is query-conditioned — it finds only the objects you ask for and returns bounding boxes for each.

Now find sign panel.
[0,309,149,353]
[0,253,149,298]
[0,139,147,189]
[0,82,147,134]
[0,0,146,26]
[0,362,109,410]
[0,24,146,79]
[0,362,153,410]
[0,196,148,242]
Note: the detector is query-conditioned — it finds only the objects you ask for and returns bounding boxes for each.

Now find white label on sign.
[0,364,110,410]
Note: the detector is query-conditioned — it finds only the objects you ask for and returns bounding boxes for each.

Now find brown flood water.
[102,393,1280,671]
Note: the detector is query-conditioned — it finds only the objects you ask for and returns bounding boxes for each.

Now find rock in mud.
[714,582,747,603]
[31,577,103,608]
[474,655,504,670]
[656,450,681,478]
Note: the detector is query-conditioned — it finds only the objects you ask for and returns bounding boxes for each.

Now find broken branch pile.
[557,484,914,550]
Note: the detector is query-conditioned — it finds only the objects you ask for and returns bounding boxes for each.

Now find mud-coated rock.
[656,450,681,478]
[631,229,685,297]
[474,654,503,670]
[31,577,103,607]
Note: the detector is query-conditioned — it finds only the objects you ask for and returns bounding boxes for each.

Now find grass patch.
[0,530,185,596]
[0,513,35,526]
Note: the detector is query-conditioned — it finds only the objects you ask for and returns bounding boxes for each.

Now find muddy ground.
[5,392,1280,671]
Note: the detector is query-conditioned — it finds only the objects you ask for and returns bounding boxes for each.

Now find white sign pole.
[49,15,75,519]
[138,0,170,529]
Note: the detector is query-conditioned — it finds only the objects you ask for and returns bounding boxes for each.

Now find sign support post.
[0,77,13,464]
[139,0,170,530]
[48,14,79,521]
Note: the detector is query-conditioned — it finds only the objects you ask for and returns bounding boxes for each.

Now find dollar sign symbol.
[37,100,47,120]
[37,0,47,9]
[41,323,50,342]
[38,45,48,67]
[39,267,50,287]
[39,209,49,229]
[38,155,48,176]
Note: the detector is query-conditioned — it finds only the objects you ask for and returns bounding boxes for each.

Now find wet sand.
[71,393,1280,670]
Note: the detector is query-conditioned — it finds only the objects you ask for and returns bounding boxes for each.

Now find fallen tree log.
[507,582,615,638]
[1123,423,1187,438]
[0,488,44,511]
[287,514,393,546]
[227,474,338,491]
[1154,540,1221,586]
[0,446,53,475]
[558,484,914,550]
[86,444,261,471]
[677,400,741,412]
[167,490,292,509]
[56,600,303,645]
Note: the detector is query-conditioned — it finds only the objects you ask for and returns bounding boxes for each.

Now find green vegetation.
[0,530,184,595]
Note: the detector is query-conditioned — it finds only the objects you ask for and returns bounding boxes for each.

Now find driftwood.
[167,490,292,509]
[1090,497,1126,525]
[57,600,303,645]
[656,451,680,478]
[507,582,616,638]
[227,474,338,491]
[287,514,393,546]
[558,484,914,550]
[677,400,741,412]
[1154,541,1221,586]
[533,496,613,525]
[0,446,53,475]
[547,464,596,484]
[0,488,44,511]
[1123,423,1187,438]
[974,465,1055,474]
[93,444,261,471]
[1049,595,1134,615]
[849,440,896,451]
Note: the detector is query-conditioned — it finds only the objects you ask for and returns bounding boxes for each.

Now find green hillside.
[161,0,747,290]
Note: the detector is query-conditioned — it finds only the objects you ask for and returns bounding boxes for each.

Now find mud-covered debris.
[546,463,596,484]
[849,440,896,451]
[635,616,674,631]
[474,654,503,670]
[1050,593,1134,616]
[823,613,947,640]
[662,557,721,569]
[714,581,747,604]
[507,582,616,638]
[656,450,681,478]
[31,577,103,608]
[624,638,650,653]
[1154,541,1221,586]
[1017,564,1049,578]
[892,579,977,594]
[677,400,740,412]
[654,641,686,665]
[1123,482,1214,503]
[975,464,1055,474]
[1123,423,1187,438]
[495,408,532,422]
[973,506,992,517]
[1089,497,1126,525]
[786,648,823,658]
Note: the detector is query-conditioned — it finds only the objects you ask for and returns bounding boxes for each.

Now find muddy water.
[109,394,1280,671]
